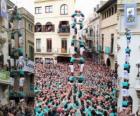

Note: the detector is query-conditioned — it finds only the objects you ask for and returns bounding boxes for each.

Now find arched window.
[60,4,68,15]
[35,22,42,32]
[44,22,54,32]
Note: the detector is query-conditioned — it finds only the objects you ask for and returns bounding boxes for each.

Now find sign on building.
[124,3,137,26]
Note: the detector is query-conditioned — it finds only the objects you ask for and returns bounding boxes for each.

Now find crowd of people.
[0,57,136,116]
[0,100,34,116]
[34,58,118,116]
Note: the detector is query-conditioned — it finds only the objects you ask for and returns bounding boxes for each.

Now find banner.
[0,71,10,80]
[124,3,137,26]
[0,0,7,18]
[0,71,11,85]
[23,60,34,73]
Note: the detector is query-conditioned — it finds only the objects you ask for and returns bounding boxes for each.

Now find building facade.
[0,0,14,105]
[117,0,140,113]
[18,7,34,60]
[97,0,117,69]
[8,6,35,103]
[85,1,106,62]
[34,0,75,63]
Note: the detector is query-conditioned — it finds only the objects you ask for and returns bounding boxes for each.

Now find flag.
[0,0,8,18]
[124,3,137,26]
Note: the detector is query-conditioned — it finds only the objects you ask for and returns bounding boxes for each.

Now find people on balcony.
[59,21,70,33]
[35,23,42,32]
[59,24,70,33]
[45,22,54,32]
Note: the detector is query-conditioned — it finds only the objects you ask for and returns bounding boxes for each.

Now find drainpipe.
[24,18,26,57]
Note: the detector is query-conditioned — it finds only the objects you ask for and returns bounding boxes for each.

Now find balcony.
[9,90,35,98]
[46,49,53,55]
[58,26,70,36]
[36,49,41,52]
[55,48,70,56]
[58,21,70,36]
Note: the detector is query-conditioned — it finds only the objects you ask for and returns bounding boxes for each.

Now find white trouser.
[80,64,84,72]
[69,65,74,73]
[70,46,75,55]
[19,78,25,87]
[123,70,129,79]
[125,53,130,62]
[80,47,85,56]
[127,39,130,46]
[122,89,129,96]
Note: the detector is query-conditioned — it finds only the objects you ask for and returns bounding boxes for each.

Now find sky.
[11,0,100,19]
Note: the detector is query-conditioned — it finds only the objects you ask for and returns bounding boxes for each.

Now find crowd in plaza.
[34,58,118,116]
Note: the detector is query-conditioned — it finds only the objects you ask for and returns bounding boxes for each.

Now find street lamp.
[136,63,140,77]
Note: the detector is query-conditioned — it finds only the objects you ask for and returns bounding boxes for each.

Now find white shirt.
[19,78,25,87]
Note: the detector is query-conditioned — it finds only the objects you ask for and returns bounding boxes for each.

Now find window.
[8,43,11,56]
[44,22,54,32]
[107,10,109,17]
[29,45,34,59]
[101,34,104,51]
[28,24,30,30]
[30,25,33,32]
[45,6,53,13]
[35,7,42,14]
[60,4,68,15]
[28,24,33,32]
[36,39,41,52]
[61,39,67,53]
[109,8,111,16]
[93,26,95,39]
[47,39,52,52]
[89,29,93,37]
[111,7,114,15]
[111,34,114,53]
[115,4,117,13]
[35,22,42,32]
[58,21,70,33]
[87,40,92,49]
[105,12,107,18]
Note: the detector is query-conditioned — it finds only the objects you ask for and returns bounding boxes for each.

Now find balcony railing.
[36,49,41,52]
[58,26,70,36]
[47,49,52,53]
[54,48,70,55]
[35,48,72,55]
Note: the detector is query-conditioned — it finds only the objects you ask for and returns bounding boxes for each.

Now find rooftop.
[97,0,117,13]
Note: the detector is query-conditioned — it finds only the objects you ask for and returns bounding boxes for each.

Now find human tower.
[68,10,85,85]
